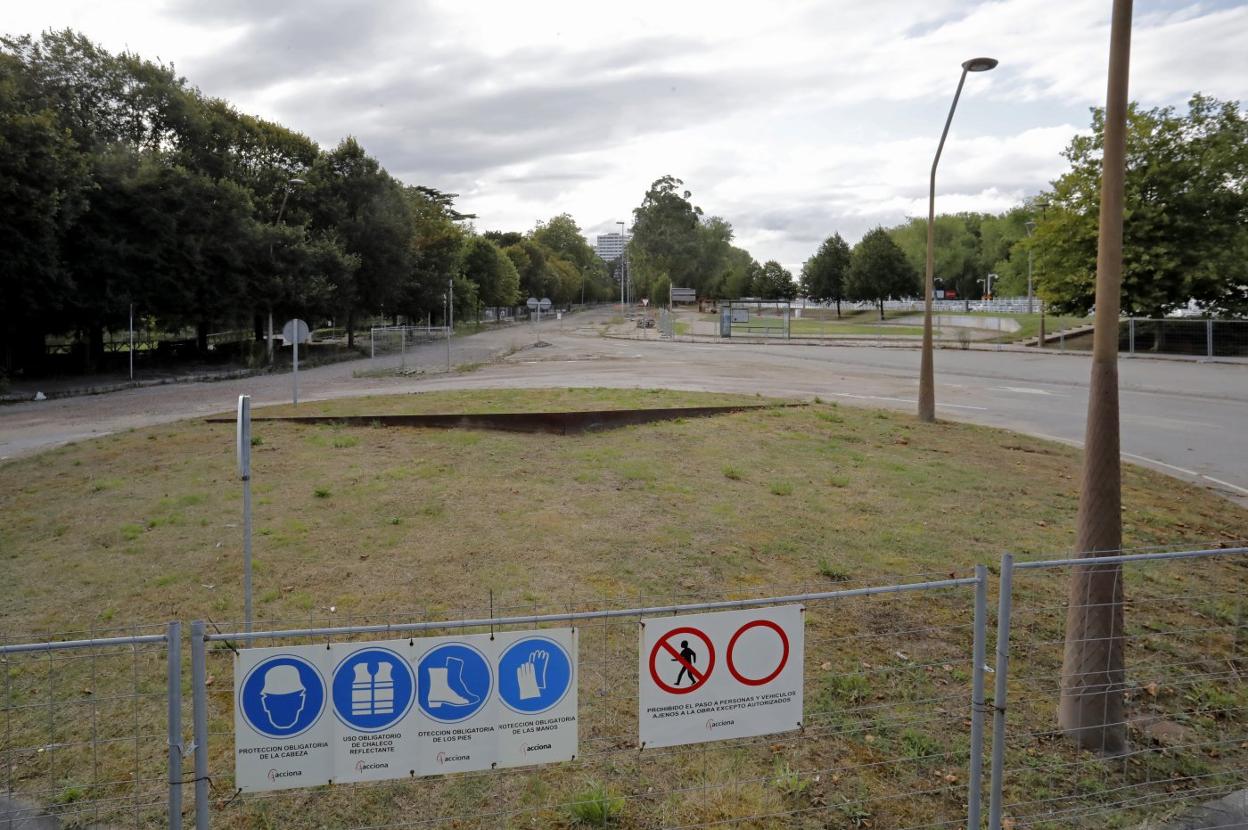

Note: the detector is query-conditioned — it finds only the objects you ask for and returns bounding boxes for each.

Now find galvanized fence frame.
[988,546,1248,830]
[0,622,184,829]
[190,571,990,829]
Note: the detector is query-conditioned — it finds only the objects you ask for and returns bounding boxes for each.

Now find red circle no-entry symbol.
[648,626,715,695]
[726,619,789,686]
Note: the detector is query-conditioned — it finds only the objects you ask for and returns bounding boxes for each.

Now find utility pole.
[1060,0,1132,755]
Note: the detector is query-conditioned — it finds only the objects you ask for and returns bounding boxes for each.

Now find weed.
[817,557,851,582]
[722,465,743,481]
[250,435,264,446]
[769,481,793,496]
[899,729,942,762]
[567,781,624,826]
[313,487,331,499]
[816,411,844,424]
[331,435,359,449]
[828,474,849,488]
[771,759,810,798]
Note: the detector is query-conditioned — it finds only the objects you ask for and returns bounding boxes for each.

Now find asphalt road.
[2,308,1246,506]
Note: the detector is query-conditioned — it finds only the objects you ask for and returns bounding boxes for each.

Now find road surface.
[2,309,1245,506]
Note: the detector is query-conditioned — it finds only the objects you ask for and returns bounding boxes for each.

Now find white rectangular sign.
[638,605,803,749]
[235,629,577,791]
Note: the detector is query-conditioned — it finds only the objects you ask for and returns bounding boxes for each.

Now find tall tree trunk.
[877,300,884,321]
[1059,0,1132,756]
[347,309,355,349]
[835,298,841,319]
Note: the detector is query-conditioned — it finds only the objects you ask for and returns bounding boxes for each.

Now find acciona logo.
[705,718,735,731]
[435,751,469,764]
[524,743,552,753]
[267,768,302,782]
[355,760,389,772]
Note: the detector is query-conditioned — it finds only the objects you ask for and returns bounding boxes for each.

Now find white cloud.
[5,0,1245,264]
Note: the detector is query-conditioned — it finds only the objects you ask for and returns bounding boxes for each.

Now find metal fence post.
[191,621,210,829]
[1128,318,1135,355]
[1207,318,1213,359]
[167,621,183,830]
[988,553,1014,830]
[968,564,988,829]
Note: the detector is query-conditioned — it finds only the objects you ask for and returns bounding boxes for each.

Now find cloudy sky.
[9,1,1247,268]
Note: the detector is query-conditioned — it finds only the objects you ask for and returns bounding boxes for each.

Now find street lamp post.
[1025,221,1036,314]
[269,177,306,363]
[616,221,626,311]
[918,57,997,423]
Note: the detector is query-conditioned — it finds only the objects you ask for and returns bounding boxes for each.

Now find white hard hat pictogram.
[261,664,305,696]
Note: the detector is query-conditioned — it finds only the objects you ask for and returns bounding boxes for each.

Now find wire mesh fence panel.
[1,623,179,829]
[195,574,985,829]
[991,546,1248,830]
[1121,319,1248,358]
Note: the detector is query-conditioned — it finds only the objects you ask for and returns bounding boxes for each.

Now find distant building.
[594,232,630,262]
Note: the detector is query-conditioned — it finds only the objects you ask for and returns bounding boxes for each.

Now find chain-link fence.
[190,572,987,829]
[988,545,1248,829]
[0,622,183,829]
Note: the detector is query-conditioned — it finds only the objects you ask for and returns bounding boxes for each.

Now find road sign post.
[282,319,311,405]
[237,395,254,632]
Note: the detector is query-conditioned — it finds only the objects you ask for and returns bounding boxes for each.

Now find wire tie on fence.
[218,787,243,810]
[205,618,240,656]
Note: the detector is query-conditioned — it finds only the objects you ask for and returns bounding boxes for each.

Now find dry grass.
[1,387,1245,829]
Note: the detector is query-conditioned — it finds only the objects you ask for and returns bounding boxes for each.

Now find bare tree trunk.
[1059,0,1132,756]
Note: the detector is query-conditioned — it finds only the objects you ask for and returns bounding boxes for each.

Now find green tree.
[630,175,705,299]
[752,261,797,300]
[848,228,919,319]
[1034,94,1248,317]
[889,215,981,309]
[461,236,520,311]
[800,233,851,315]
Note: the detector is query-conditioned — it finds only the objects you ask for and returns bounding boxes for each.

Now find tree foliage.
[800,234,851,314]
[0,30,485,373]
[1033,95,1248,317]
[847,228,919,318]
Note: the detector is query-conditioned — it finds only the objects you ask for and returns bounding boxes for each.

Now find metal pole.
[968,564,988,830]
[1128,318,1135,355]
[292,334,299,406]
[167,621,183,830]
[129,304,134,381]
[447,281,453,373]
[1027,249,1034,315]
[988,553,1015,830]
[370,327,375,360]
[238,395,253,634]
[920,66,970,423]
[267,313,273,364]
[400,325,406,370]
[1206,318,1213,359]
[190,621,209,829]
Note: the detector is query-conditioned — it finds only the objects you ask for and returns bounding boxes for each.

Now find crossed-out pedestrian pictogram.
[648,626,715,694]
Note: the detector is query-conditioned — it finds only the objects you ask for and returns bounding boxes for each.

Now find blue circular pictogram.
[497,636,573,715]
[416,642,492,723]
[239,654,326,739]
[331,647,416,732]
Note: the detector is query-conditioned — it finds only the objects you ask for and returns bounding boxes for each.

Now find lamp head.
[962,57,998,72]
[288,177,306,186]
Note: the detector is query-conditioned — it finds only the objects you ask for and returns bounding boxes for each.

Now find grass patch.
[1,389,1244,829]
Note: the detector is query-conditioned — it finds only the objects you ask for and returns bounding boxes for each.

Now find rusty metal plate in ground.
[207,404,796,435]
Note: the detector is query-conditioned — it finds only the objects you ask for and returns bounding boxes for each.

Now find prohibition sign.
[726,620,789,686]
[649,626,715,695]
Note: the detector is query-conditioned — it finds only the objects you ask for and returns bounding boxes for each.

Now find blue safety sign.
[330,647,415,732]
[238,654,326,739]
[496,636,573,715]
[416,642,492,723]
